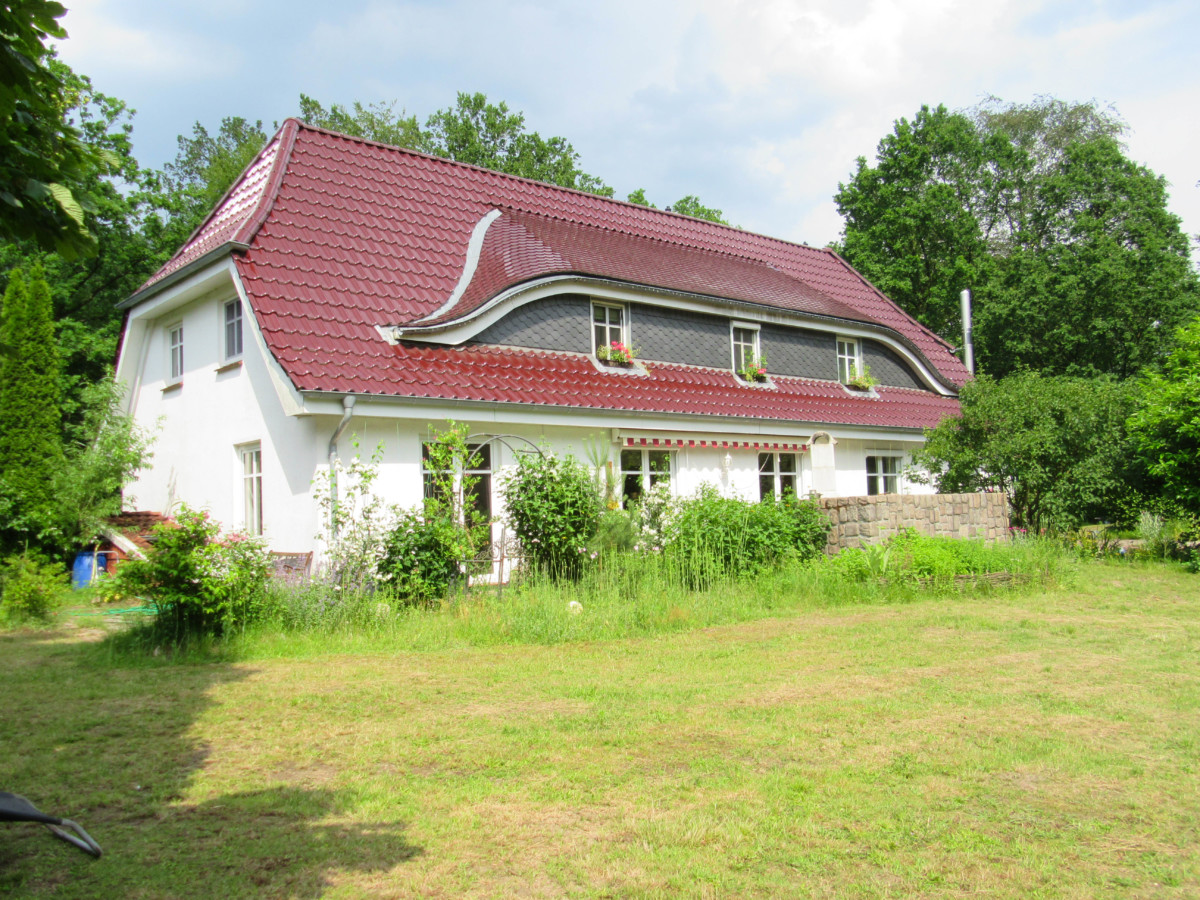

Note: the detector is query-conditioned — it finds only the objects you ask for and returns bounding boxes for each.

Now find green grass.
[2,560,1198,897]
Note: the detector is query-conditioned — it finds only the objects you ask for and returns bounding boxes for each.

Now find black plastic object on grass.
[0,791,102,857]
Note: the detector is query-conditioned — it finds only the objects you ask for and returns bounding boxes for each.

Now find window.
[732,323,760,376]
[422,441,492,526]
[837,337,861,384]
[593,303,624,356]
[620,448,672,506]
[168,323,184,382]
[223,299,243,361]
[240,444,263,535]
[758,452,798,500]
[866,454,901,495]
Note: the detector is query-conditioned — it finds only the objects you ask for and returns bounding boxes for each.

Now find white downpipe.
[326,395,356,536]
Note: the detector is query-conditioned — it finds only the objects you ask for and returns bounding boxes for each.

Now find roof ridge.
[232,119,300,247]
[288,118,831,256]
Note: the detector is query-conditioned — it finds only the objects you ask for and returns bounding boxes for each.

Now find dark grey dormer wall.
[863,341,923,390]
[474,294,592,352]
[633,305,729,369]
[470,294,927,390]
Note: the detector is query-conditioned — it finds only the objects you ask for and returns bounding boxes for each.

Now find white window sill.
[215,358,243,374]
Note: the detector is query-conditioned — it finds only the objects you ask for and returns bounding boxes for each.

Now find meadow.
[2,558,1198,898]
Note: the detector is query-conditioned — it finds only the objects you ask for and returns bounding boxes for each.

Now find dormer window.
[732,322,764,381]
[837,337,862,384]
[593,302,625,357]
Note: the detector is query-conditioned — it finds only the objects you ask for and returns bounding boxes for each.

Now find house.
[115,119,968,557]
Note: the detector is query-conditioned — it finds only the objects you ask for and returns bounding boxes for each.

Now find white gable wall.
[125,284,326,552]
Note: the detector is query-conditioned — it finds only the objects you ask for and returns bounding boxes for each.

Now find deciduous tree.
[910,372,1137,530]
[0,1,113,258]
[835,98,1199,378]
[1127,316,1200,516]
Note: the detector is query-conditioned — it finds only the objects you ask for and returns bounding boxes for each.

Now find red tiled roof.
[426,209,873,327]
[139,120,967,430]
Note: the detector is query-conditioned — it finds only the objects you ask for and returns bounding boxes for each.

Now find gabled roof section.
[138,119,971,407]
[136,121,298,292]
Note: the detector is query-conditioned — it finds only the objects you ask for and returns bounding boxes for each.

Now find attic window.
[731,322,762,380]
[837,337,862,384]
[592,302,625,357]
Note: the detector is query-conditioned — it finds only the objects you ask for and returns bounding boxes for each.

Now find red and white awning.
[623,437,808,451]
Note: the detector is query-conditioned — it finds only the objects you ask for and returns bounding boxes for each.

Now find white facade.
[118,264,935,559]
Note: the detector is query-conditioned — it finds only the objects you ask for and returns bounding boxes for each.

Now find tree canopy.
[910,372,1138,531]
[0,1,114,258]
[835,98,1199,379]
[1127,316,1200,516]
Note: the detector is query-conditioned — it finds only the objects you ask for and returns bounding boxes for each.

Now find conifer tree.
[0,264,65,542]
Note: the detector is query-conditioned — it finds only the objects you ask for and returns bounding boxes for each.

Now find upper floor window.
[731,323,760,375]
[593,303,625,356]
[758,452,798,500]
[224,299,244,361]
[866,454,901,495]
[168,323,184,382]
[620,447,672,507]
[837,337,861,384]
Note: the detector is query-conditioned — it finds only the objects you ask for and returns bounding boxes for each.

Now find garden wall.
[818,492,1010,554]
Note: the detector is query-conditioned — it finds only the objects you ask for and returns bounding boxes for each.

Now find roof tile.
[140,120,965,429]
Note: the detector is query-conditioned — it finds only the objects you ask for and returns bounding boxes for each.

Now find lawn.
[2,561,1198,898]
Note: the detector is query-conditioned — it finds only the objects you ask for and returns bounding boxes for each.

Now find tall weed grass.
[232,535,1073,660]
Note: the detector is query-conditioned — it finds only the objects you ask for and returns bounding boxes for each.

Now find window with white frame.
[168,323,184,382]
[620,447,672,506]
[837,337,861,384]
[758,452,798,500]
[223,298,243,362]
[866,454,901,496]
[240,443,263,535]
[592,302,625,357]
[732,324,760,377]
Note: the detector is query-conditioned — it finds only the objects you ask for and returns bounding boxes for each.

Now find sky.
[55,0,1200,249]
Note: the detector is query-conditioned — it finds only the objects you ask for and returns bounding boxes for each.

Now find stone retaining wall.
[817,492,1010,554]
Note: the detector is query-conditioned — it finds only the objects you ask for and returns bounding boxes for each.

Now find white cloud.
[55,3,242,81]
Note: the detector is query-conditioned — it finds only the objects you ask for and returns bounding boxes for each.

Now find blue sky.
[56,0,1200,249]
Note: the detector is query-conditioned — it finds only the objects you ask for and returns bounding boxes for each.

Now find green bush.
[112,505,271,639]
[378,506,472,603]
[501,450,600,578]
[666,486,829,582]
[0,553,68,623]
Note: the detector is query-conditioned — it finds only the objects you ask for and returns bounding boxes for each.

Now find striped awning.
[623,437,808,451]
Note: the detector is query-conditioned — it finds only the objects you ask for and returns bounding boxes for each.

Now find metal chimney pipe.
[960,289,975,375]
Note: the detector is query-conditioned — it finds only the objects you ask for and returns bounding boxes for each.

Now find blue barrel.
[72,552,97,589]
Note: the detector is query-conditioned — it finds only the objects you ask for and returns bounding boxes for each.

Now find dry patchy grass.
[1,561,1198,897]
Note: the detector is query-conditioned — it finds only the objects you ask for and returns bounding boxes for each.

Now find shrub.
[313,442,395,590]
[0,553,68,623]
[666,486,829,581]
[378,505,474,603]
[502,450,600,578]
[590,509,638,554]
[112,505,271,639]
